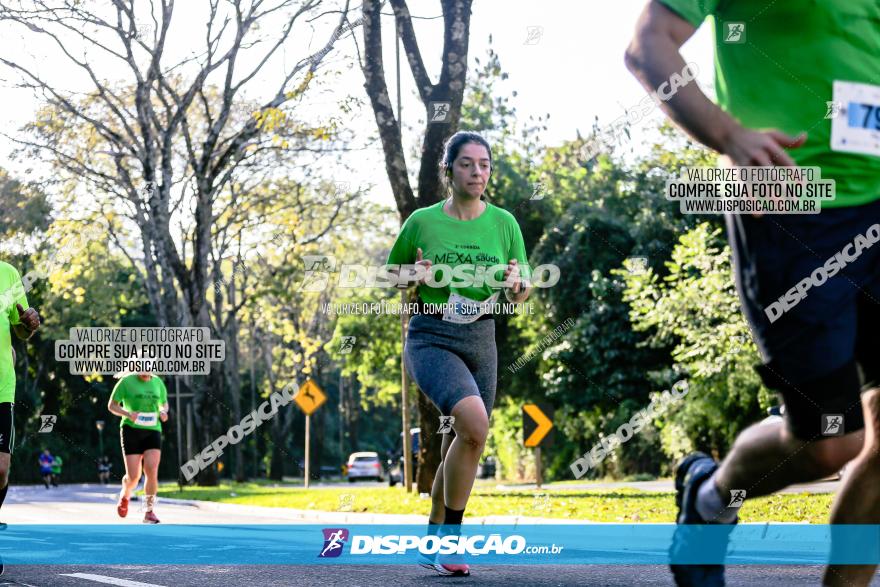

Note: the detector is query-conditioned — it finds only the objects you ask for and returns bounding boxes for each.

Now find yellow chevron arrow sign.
[523,403,554,447]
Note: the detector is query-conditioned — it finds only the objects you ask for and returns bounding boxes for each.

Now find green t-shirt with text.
[111,375,168,431]
[0,262,29,404]
[386,200,531,305]
[660,0,880,208]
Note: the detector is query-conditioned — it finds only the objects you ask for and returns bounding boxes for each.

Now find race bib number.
[831,80,880,158]
[134,412,158,427]
[442,291,500,324]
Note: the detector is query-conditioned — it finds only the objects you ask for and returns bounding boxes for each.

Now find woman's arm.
[389,247,432,289]
[502,258,531,304]
[108,398,136,422]
[505,280,531,304]
[505,218,532,304]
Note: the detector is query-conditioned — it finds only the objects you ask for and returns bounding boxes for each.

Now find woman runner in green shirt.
[108,371,169,524]
[387,131,532,576]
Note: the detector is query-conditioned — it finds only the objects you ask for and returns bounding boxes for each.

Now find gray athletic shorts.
[404,314,497,419]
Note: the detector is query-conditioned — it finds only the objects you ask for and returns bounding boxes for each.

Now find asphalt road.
[3,483,273,524]
[1,483,875,587]
[3,564,879,587]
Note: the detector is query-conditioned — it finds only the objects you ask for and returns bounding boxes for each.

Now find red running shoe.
[143,511,160,524]
[431,562,470,577]
[116,495,129,518]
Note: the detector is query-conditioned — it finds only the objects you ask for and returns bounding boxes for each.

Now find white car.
[346,452,384,482]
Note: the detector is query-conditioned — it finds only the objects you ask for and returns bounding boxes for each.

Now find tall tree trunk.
[223,267,245,482]
[348,375,359,452]
[362,0,474,493]
[269,439,285,481]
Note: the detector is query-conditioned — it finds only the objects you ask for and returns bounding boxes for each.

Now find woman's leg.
[404,317,491,519]
[429,432,455,523]
[121,454,142,499]
[443,396,489,512]
[142,449,161,510]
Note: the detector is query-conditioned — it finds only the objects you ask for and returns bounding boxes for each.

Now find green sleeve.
[111,378,127,404]
[6,266,28,326]
[507,218,532,283]
[657,0,720,28]
[386,214,418,266]
[158,378,168,404]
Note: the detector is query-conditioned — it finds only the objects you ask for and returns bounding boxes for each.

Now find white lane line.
[59,574,167,587]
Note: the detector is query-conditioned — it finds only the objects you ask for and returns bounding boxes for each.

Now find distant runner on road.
[108,372,169,524]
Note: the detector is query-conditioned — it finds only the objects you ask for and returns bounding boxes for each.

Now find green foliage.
[487,396,534,482]
[0,169,51,243]
[325,287,404,409]
[162,480,836,523]
[620,223,773,459]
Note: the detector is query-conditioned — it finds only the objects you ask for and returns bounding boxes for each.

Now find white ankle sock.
[695,473,738,523]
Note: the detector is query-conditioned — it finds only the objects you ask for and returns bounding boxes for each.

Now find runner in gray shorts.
[404,314,497,419]
[386,131,532,577]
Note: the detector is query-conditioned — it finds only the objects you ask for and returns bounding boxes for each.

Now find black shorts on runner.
[0,403,13,454]
[120,425,162,455]
[726,199,880,440]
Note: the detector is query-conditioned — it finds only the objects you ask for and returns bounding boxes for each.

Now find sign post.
[295,379,328,489]
[523,403,554,490]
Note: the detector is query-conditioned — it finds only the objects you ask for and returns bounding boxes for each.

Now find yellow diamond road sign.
[295,379,327,416]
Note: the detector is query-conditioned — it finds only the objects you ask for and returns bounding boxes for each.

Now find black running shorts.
[120,425,162,455]
[0,402,13,454]
[726,199,880,439]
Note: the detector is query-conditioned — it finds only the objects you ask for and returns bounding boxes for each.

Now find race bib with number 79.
[831,80,880,158]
